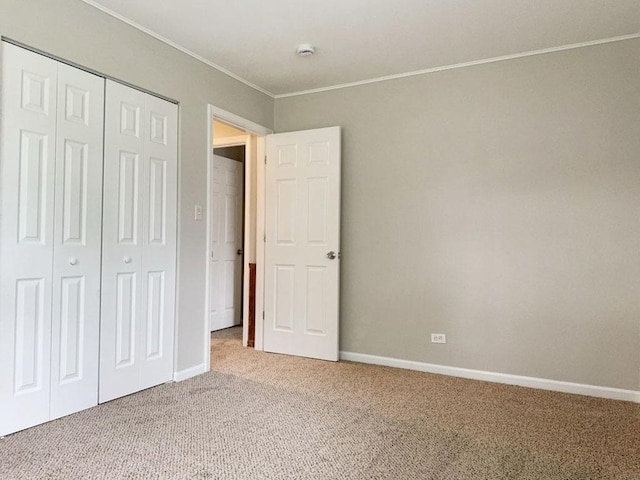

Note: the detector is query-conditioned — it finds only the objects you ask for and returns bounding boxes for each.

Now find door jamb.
[212,134,249,347]
[205,104,271,371]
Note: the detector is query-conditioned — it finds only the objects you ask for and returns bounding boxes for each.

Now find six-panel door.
[99,80,177,403]
[50,63,105,420]
[210,154,243,331]
[264,127,341,361]
[0,43,105,436]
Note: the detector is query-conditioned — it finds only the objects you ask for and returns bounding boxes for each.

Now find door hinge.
[263,233,266,242]
[262,311,265,320]
[264,155,267,165]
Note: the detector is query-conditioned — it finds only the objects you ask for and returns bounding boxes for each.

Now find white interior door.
[50,63,105,420]
[263,127,341,361]
[100,81,145,402]
[100,80,177,403]
[210,154,243,331]
[0,43,58,436]
[139,93,177,391]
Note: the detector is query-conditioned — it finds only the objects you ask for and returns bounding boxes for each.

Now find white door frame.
[212,134,249,343]
[205,105,271,370]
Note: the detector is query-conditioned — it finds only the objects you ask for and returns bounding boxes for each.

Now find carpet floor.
[1,326,638,479]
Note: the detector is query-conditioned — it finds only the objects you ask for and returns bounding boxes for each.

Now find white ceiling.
[84,0,640,97]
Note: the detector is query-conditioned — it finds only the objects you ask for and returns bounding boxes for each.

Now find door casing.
[205,105,271,371]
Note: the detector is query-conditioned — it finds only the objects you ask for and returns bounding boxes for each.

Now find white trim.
[207,106,271,358]
[254,137,266,351]
[172,92,183,380]
[79,0,274,98]
[211,133,251,347]
[241,137,252,348]
[73,3,640,100]
[276,33,640,98]
[203,105,215,373]
[339,351,640,404]
[213,134,250,148]
[209,105,272,137]
[173,363,208,382]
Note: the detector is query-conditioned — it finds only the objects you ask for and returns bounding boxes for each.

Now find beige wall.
[213,120,246,140]
[0,0,274,372]
[2,0,638,393]
[275,39,640,391]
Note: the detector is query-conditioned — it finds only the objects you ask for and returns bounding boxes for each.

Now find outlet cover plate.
[431,333,446,344]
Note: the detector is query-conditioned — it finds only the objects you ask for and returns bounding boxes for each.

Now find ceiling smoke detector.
[296,44,316,57]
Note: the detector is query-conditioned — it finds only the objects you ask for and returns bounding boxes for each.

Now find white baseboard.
[339,351,640,404]
[173,363,209,382]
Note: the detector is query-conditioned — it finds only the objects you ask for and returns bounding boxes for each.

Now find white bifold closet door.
[99,80,177,403]
[0,42,104,436]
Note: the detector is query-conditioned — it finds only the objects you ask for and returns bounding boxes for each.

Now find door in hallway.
[210,154,243,331]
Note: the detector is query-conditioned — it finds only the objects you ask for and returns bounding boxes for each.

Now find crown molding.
[275,33,640,98]
[80,0,276,98]
[77,2,640,101]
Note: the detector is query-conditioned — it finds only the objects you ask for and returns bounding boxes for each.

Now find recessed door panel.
[274,265,295,332]
[224,193,236,244]
[118,151,139,244]
[149,158,166,245]
[224,260,235,310]
[14,279,46,394]
[116,273,136,368]
[62,140,88,245]
[120,102,140,138]
[276,179,296,245]
[22,71,50,115]
[146,272,164,359]
[308,142,329,165]
[65,85,89,125]
[307,177,328,245]
[58,276,85,383]
[18,131,49,244]
[278,144,297,166]
[150,112,167,145]
[305,267,326,335]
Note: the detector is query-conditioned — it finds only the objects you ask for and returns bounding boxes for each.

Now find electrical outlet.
[431,333,446,344]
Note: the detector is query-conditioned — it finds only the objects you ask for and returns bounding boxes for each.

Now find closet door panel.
[139,95,177,390]
[0,43,58,436]
[50,64,105,420]
[99,80,146,403]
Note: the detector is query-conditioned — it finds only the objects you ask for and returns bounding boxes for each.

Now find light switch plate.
[194,204,203,221]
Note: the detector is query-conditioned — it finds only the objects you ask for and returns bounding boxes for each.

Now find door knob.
[123,256,132,264]
[69,258,78,266]
[237,249,243,255]
[326,251,337,260]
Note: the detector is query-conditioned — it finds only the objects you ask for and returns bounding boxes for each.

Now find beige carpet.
[1,327,638,479]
